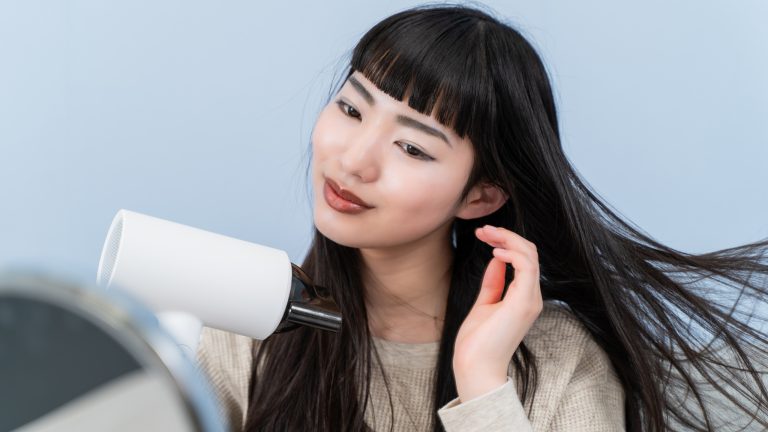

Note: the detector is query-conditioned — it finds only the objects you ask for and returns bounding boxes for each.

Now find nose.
[338,127,383,183]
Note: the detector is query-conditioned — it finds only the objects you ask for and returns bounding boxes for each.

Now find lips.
[325,178,373,208]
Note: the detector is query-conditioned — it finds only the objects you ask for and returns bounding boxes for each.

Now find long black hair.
[245,4,768,431]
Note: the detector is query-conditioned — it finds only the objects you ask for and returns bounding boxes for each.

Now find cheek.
[311,106,346,160]
[386,167,468,217]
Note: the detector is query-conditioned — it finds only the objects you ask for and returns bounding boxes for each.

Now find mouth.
[323,178,373,213]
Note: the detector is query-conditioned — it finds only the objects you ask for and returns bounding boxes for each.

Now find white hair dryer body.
[96,210,340,353]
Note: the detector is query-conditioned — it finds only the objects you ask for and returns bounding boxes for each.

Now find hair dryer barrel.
[97,209,292,340]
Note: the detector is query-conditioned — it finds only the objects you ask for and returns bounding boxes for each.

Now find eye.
[336,100,361,119]
[397,142,434,161]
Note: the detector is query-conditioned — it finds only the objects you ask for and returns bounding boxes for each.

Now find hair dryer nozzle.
[274,264,342,333]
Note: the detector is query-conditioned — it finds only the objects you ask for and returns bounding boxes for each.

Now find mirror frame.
[0,272,226,432]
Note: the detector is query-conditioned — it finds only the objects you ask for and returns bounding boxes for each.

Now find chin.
[314,217,429,251]
[314,208,366,248]
[312,201,448,250]
[315,220,368,249]
[313,211,384,249]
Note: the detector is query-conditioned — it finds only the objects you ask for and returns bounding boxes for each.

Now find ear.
[455,182,508,220]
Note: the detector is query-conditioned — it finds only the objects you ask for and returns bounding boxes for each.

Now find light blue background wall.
[1,0,766,287]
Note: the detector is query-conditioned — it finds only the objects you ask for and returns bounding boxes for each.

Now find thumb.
[475,257,507,306]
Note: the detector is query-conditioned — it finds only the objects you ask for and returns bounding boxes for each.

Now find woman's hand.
[452,225,543,403]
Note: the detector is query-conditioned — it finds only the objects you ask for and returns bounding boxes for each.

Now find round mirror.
[0,273,226,432]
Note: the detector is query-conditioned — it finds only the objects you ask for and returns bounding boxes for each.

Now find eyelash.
[335,100,435,161]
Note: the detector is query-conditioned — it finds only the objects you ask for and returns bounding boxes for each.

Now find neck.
[360,224,454,344]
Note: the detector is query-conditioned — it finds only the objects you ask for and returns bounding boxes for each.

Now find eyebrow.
[347,76,452,148]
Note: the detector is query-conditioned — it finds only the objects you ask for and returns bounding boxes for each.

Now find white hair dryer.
[96,210,341,354]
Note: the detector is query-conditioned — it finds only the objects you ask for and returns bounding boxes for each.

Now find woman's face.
[311,71,476,249]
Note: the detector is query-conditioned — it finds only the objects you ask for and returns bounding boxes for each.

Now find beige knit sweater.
[196,301,626,431]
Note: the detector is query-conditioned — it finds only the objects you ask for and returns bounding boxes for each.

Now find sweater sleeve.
[437,376,534,431]
[437,326,625,431]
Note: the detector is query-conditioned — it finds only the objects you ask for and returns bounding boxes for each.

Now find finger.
[475,257,506,306]
[476,225,540,298]
[477,226,537,257]
[475,228,505,248]
[491,248,540,302]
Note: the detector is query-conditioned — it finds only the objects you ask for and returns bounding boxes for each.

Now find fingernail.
[484,225,498,232]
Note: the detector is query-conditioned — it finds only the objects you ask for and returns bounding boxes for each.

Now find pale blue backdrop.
[1,0,766,288]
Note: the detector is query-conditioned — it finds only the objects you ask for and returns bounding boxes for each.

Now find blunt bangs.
[349,6,497,143]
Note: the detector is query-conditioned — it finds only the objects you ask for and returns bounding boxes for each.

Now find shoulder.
[509,301,625,427]
[513,301,622,391]
[197,326,256,378]
[521,300,605,365]
[196,326,258,431]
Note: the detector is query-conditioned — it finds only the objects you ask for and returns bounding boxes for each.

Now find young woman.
[197,4,768,431]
